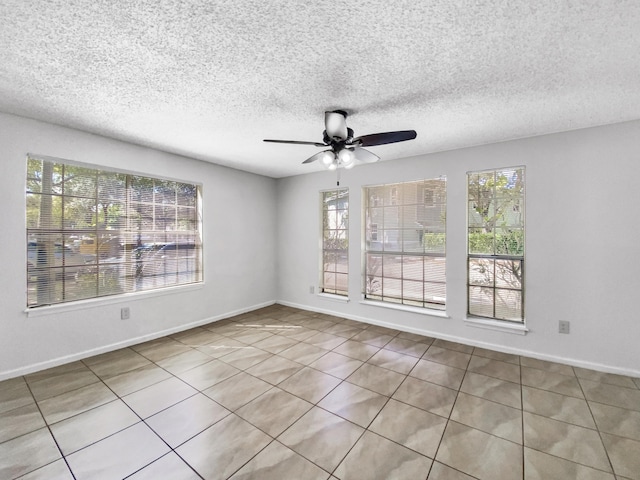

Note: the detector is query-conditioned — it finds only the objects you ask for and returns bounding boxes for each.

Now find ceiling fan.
[263,110,417,170]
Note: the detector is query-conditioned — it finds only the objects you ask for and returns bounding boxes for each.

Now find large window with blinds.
[363,178,446,309]
[26,155,202,308]
[467,167,524,322]
[321,188,349,296]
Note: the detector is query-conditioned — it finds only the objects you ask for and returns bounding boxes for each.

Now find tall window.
[26,155,202,308]
[321,189,348,296]
[364,178,446,309]
[467,167,524,322]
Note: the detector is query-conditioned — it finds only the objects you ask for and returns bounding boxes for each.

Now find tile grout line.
[427,350,478,480]
[574,364,618,478]
[94,347,220,480]
[77,354,209,479]
[22,377,78,480]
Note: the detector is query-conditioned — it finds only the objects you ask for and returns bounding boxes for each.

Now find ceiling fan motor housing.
[323,128,354,148]
[263,109,416,168]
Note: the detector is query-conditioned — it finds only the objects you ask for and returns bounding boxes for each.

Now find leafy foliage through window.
[364,178,446,309]
[321,189,348,296]
[467,167,524,321]
[26,155,202,307]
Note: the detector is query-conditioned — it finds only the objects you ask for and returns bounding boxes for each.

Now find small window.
[321,188,348,296]
[26,155,202,308]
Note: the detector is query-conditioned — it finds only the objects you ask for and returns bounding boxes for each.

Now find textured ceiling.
[1,1,639,178]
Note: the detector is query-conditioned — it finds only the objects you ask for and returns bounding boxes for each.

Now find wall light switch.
[559,320,570,334]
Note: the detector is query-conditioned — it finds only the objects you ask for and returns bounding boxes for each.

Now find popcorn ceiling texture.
[1,0,639,177]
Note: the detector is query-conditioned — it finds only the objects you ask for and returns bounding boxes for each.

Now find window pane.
[402,280,423,302]
[382,207,400,229]
[323,252,337,272]
[425,257,446,282]
[100,202,126,230]
[494,259,522,289]
[177,207,197,230]
[425,282,447,307]
[368,206,383,225]
[382,229,402,252]
[468,228,494,255]
[325,209,338,229]
[382,277,402,302]
[64,166,97,198]
[468,202,485,227]
[402,228,423,252]
[334,273,348,295]
[469,258,494,286]
[98,172,127,202]
[495,289,523,321]
[365,251,382,296]
[367,186,385,207]
[365,276,382,296]
[402,256,423,281]
[382,254,401,279]
[495,228,524,255]
[323,272,335,291]
[177,183,197,206]
[423,232,445,253]
[469,286,494,317]
[335,253,348,273]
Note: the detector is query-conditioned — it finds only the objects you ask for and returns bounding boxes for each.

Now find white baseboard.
[278,300,640,378]
[0,300,275,381]
[5,298,638,380]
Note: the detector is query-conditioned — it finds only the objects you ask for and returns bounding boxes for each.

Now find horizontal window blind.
[26,155,202,307]
[363,178,446,309]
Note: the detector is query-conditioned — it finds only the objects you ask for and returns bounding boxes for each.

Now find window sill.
[360,299,449,318]
[465,316,528,335]
[317,292,350,303]
[24,282,204,318]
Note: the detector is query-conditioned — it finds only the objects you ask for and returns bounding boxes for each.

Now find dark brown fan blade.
[264,139,327,147]
[303,150,334,164]
[353,130,417,147]
[352,148,379,164]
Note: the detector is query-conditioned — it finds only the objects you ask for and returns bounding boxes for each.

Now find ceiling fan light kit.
[264,110,417,173]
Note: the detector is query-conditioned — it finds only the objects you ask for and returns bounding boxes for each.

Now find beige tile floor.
[1,304,639,479]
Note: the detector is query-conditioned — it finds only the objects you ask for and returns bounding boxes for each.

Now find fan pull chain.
[336,166,341,186]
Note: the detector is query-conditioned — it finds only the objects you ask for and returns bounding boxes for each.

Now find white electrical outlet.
[309,286,315,294]
[559,320,570,334]
[121,307,130,320]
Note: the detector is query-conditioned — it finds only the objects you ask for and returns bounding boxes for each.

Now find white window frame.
[362,178,447,311]
[26,154,203,309]
[467,166,525,323]
[320,188,349,297]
